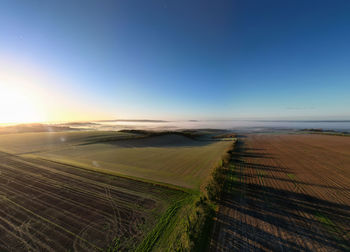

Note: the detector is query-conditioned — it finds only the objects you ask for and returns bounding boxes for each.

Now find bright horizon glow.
[1,1,350,124]
[0,85,44,124]
[0,59,114,124]
[0,61,46,124]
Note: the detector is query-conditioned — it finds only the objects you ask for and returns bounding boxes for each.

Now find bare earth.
[210,134,350,251]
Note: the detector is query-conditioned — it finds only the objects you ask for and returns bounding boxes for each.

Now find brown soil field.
[0,151,184,251]
[210,134,350,251]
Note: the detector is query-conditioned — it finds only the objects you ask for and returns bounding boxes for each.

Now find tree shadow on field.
[105,134,216,148]
[210,139,350,251]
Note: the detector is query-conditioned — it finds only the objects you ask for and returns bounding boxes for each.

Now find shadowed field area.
[210,134,350,251]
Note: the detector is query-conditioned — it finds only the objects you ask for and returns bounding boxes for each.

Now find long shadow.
[236,172,350,192]
[85,133,219,148]
[211,137,350,251]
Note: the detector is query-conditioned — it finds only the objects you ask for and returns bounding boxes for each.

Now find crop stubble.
[0,151,182,251]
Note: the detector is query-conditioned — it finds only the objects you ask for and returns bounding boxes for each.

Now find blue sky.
[0,0,349,122]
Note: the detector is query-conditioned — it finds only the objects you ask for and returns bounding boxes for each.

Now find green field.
[0,131,233,189]
[0,129,234,251]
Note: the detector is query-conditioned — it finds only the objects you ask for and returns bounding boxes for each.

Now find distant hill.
[96,119,168,123]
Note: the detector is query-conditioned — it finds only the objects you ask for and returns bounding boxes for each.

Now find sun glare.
[0,58,111,125]
[0,84,44,124]
[0,62,46,124]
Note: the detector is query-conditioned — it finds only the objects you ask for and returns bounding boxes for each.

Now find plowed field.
[211,134,350,251]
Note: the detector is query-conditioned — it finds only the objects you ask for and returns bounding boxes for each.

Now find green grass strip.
[135,197,190,252]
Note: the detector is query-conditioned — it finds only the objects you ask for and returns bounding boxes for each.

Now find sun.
[0,60,46,124]
[0,84,44,124]
[0,58,112,125]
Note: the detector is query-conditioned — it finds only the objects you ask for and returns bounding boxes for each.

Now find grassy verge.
[134,140,236,251]
[137,193,216,252]
[136,195,193,252]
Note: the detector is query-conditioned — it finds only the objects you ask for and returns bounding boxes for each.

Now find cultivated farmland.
[0,131,233,189]
[0,151,185,251]
[211,134,350,251]
[0,129,234,251]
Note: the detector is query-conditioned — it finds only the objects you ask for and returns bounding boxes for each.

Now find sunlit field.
[0,128,235,250]
[1,0,349,251]
[0,130,233,189]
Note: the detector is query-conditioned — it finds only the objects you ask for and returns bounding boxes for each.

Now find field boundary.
[135,196,192,252]
[135,140,236,251]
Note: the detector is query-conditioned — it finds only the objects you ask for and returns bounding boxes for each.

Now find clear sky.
[0,0,349,123]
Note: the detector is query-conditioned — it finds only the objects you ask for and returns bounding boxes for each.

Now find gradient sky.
[0,0,349,123]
